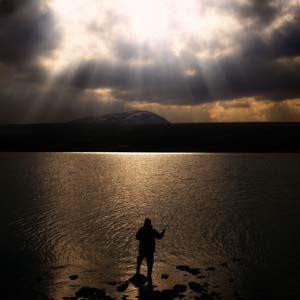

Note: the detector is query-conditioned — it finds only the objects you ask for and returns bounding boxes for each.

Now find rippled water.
[1,153,300,300]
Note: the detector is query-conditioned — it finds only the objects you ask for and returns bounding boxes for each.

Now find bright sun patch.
[119,0,170,42]
[47,0,241,72]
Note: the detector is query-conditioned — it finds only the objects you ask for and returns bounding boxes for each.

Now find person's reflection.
[136,218,166,282]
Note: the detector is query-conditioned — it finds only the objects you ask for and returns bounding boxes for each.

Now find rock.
[173,284,187,293]
[116,282,129,292]
[65,287,115,300]
[137,283,211,300]
[206,267,216,271]
[105,281,118,286]
[234,291,246,299]
[69,275,78,280]
[229,278,234,283]
[129,274,147,287]
[139,287,186,300]
[201,291,222,300]
[161,273,169,280]
[189,268,201,275]
[220,263,228,268]
[188,282,205,294]
[152,290,162,300]
[200,293,214,300]
[203,282,209,288]
[176,265,200,275]
[75,287,106,299]
[104,296,115,300]
[176,265,190,272]
[198,275,206,279]
[233,258,244,263]
[210,292,222,299]
[160,289,178,300]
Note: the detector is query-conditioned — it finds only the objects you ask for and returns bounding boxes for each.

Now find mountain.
[70,111,170,125]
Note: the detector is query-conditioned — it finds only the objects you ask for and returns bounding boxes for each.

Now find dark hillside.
[0,122,300,152]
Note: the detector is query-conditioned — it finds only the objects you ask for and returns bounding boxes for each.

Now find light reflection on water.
[1,153,300,300]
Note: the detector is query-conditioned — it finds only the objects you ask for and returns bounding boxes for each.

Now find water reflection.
[1,153,300,299]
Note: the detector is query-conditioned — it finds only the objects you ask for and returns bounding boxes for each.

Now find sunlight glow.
[47,0,241,71]
[119,0,170,42]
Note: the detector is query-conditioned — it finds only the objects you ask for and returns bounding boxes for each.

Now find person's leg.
[146,253,154,280]
[136,254,143,275]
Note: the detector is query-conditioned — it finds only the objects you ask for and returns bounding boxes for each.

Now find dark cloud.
[0,0,299,123]
[113,39,154,61]
[58,14,300,105]
[219,101,251,109]
[235,0,280,26]
[0,79,127,123]
[265,101,300,122]
[0,0,59,65]
[242,18,300,59]
[271,20,300,58]
[0,0,32,15]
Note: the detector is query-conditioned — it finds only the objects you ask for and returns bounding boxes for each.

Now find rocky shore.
[63,261,246,300]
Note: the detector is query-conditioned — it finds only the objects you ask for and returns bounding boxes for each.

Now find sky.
[0,0,300,123]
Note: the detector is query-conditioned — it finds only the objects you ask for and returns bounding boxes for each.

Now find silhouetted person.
[136,218,166,281]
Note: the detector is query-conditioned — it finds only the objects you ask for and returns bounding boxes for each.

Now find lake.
[1,153,300,300]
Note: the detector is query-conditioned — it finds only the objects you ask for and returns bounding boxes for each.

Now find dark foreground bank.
[62,264,235,300]
[1,122,300,152]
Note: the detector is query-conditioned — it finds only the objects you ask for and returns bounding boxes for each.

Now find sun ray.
[46,0,242,72]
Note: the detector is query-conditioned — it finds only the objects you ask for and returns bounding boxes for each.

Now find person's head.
[144,218,152,227]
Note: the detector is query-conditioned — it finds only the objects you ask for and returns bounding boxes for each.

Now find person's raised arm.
[154,228,166,239]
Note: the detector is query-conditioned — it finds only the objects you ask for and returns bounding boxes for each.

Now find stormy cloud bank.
[0,0,299,123]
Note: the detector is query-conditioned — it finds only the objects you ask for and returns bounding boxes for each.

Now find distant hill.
[70,111,170,125]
